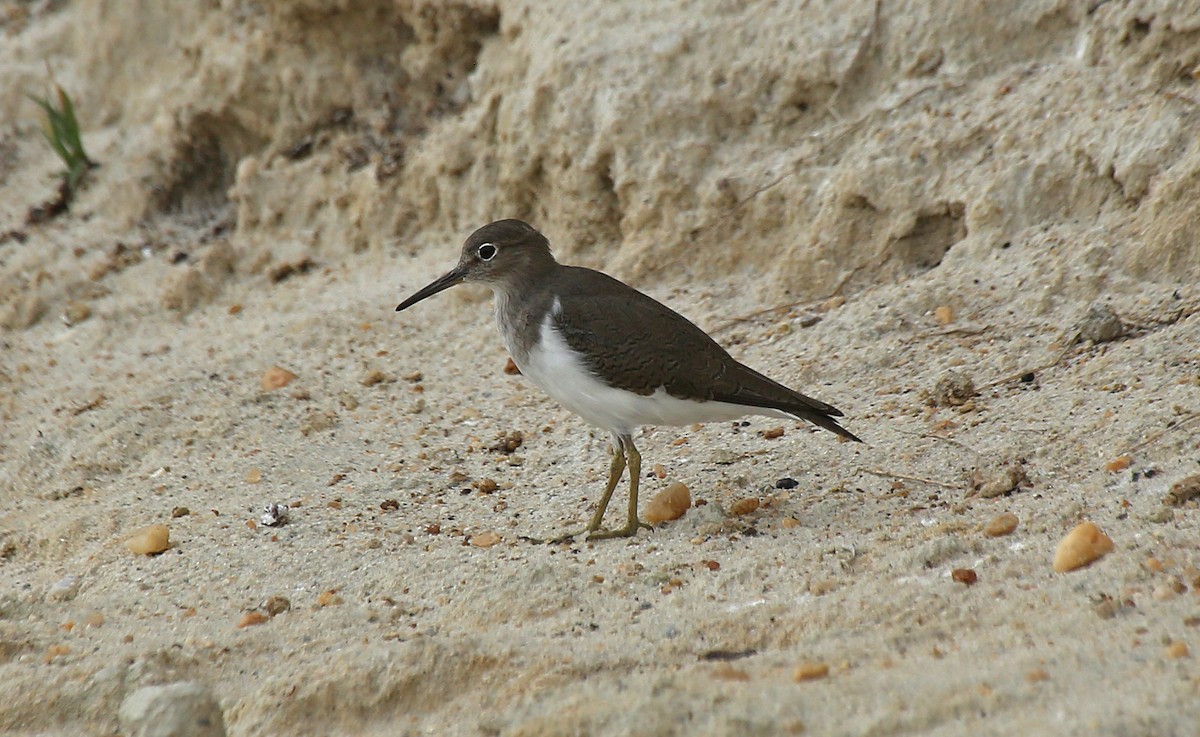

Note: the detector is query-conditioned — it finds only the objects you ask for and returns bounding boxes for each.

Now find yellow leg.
[587,436,651,540]
[586,444,627,533]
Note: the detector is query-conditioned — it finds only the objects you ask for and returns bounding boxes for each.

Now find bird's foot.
[584,520,653,541]
[532,520,651,544]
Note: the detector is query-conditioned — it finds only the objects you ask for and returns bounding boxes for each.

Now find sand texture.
[2,1,1199,735]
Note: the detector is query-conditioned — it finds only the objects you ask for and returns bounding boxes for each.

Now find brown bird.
[397,220,860,540]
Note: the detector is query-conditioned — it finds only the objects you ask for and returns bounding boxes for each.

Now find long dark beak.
[395,266,467,312]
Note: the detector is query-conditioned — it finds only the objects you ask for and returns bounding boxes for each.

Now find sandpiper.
[396,219,861,541]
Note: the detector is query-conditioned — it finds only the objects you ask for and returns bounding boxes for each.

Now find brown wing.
[550,267,861,442]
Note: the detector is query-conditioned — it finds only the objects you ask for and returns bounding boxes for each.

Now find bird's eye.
[477,243,497,261]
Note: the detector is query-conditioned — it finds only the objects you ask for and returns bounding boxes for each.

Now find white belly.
[515,311,789,436]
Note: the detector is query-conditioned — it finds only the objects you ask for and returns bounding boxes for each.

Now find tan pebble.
[361,369,388,386]
[984,512,1019,537]
[124,524,170,555]
[792,662,829,682]
[933,305,954,326]
[245,519,257,531]
[228,303,243,315]
[237,611,269,628]
[45,644,71,662]
[317,590,344,607]
[263,596,291,617]
[592,575,604,584]
[712,662,750,681]
[170,506,190,518]
[245,468,262,484]
[1164,474,1200,507]
[703,560,720,571]
[82,611,105,628]
[1165,642,1189,659]
[261,365,297,391]
[730,498,760,516]
[1153,584,1178,602]
[761,427,785,440]
[952,568,978,586]
[63,301,91,325]
[473,478,499,494]
[470,531,502,548]
[781,516,801,529]
[1104,454,1132,473]
[1052,521,1114,572]
[652,463,667,479]
[644,482,691,524]
[1025,668,1050,682]
[1145,557,1165,573]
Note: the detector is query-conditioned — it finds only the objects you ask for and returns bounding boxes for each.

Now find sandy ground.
[2,1,1200,736]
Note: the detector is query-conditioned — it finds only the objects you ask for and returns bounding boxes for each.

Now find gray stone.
[118,682,226,737]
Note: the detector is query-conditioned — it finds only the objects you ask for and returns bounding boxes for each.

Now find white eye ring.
[477,243,498,261]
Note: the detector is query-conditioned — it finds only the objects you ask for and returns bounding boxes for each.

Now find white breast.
[514,300,790,435]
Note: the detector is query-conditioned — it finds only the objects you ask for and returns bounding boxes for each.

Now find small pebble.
[952,568,978,586]
[244,468,262,484]
[1165,642,1189,659]
[124,524,170,555]
[1144,557,1165,573]
[1052,521,1114,572]
[119,682,227,737]
[489,430,524,454]
[976,462,1027,498]
[260,365,297,391]
[1025,668,1050,683]
[984,512,1019,537]
[361,369,389,386]
[1105,455,1132,473]
[317,590,344,607]
[171,506,190,518]
[1164,474,1200,506]
[781,517,801,529]
[469,531,502,548]
[47,575,81,602]
[644,482,691,524]
[263,596,291,617]
[729,498,760,516]
[236,611,268,628]
[933,305,954,325]
[473,478,499,494]
[760,427,785,440]
[792,662,830,682]
[928,371,977,406]
[380,499,400,511]
[62,301,91,326]
[775,477,799,489]
[260,503,288,527]
[1152,584,1177,602]
[1077,303,1125,343]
